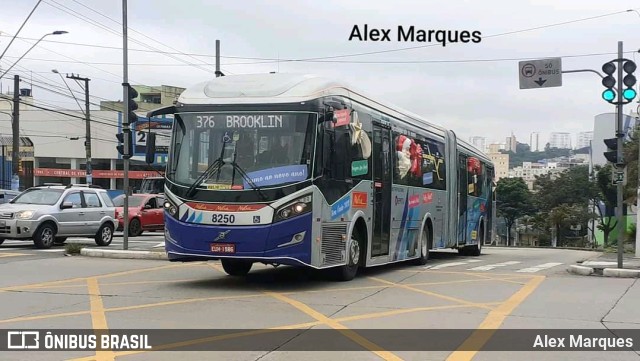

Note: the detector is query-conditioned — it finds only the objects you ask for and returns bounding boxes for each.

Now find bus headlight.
[274,194,312,222]
[163,199,178,217]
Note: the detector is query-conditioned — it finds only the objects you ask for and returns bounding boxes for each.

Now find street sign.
[518,58,562,89]
[612,170,624,185]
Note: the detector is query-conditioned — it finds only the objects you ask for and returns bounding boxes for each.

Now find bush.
[64,243,83,255]
[627,223,636,243]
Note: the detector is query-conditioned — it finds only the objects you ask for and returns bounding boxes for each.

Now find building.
[488,143,505,153]
[99,85,185,112]
[468,136,486,152]
[488,152,509,182]
[576,131,593,150]
[529,132,541,152]
[0,87,172,190]
[505,133,517,153]
[549,132,571,149]
[508,160,583,190]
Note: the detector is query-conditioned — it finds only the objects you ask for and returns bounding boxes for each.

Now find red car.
[113,194,165,237]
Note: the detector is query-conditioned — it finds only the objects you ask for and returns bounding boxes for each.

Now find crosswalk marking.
[37,249,67,253]
[467,261,521,271]
[516,262,563,273]
[425,259,482,270]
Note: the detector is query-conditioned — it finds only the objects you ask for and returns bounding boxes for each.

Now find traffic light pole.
[615,41,624,269]
[11,75,19,191]
[122,0,130,250]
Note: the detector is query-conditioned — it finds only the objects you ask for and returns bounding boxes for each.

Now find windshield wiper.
[186,140,230,197]
[228,157,267,201]
[185,157,225,197]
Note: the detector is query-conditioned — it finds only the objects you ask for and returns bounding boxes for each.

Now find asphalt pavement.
[1,246,638,360]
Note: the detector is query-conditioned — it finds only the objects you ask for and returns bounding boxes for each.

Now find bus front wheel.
[220,259,253,276]
[335,232,362,282]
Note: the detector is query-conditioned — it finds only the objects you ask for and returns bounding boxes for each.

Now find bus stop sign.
[519,58,563,89]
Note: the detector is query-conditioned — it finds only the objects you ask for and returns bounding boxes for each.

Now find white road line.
[36,249,66,253]
[516,262,563,273]
[424,259,483,269]
[467,261,521,271]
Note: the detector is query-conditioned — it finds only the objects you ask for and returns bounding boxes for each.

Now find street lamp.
[0,30,68,81]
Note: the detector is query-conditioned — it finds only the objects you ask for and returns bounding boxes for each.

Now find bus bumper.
[163,212,313,267]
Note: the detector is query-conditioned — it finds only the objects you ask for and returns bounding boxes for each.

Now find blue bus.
[146,73,495,281]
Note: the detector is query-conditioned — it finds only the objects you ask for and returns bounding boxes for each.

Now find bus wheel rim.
[350,238,360,265]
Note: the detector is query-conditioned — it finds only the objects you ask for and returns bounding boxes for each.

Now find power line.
[4,50,638,66]
[3,8,633,65]
[42,0,227,76]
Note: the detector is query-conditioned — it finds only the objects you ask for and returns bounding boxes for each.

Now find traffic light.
[602,61,616,103]
[124,83,138,124]
[145,132,156,164]
[622,60,637,102]
[116,131,133,159]
[603,138,619,164]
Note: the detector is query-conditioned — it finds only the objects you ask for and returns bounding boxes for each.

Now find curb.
[80,248,168,260]
[567,264,640,278]
[567,265,594,276]
[603,268,640,278]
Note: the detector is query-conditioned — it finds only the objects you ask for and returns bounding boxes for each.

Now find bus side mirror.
[145,132,156,164]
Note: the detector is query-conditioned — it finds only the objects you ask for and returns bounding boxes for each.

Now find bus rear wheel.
[220,259,253,276]
[414,226,430,265]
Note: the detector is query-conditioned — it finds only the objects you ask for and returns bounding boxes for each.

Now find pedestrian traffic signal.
[116,132,133,159]
[602,62,616,103]
[622,60,637,101]
[124,83,138,124]
[603,138,619,164]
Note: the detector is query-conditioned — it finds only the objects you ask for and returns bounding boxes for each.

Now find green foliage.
[501,144,572,168]
[496,177,534,241]
[533,165,597,211]
[64,243,83,255]
[623,133,638,204]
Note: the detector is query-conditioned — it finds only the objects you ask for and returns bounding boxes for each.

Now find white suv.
[0,184,117,249]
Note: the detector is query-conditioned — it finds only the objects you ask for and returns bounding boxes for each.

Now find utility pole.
[11,75,19,191]
[615,41,624,269]
[122,0,131,250]
[67,74,92,185]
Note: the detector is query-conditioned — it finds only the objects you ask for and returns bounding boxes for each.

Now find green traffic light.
[623,88,637,100]
[602,89,615,101]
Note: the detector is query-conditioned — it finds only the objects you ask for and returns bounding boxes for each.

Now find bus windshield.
[169,111,316,191]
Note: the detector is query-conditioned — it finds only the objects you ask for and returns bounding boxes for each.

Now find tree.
[496,178,533,246]
[595,165,618,246]
[532,165,597,246]
[623,133,638,204]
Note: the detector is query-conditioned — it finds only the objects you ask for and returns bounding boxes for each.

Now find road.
[0,246,638,361]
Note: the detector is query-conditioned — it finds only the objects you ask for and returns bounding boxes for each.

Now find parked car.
[0,190,21,204]
[112,193,165,237]
[0,184,117,249]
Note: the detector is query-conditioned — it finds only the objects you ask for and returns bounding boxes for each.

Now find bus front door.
[371,123,391,257]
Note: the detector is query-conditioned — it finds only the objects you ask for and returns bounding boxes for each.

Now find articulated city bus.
[147,73,494,281]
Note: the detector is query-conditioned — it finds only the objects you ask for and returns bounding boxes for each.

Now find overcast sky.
[0,0,639,148]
